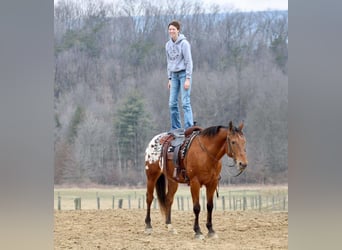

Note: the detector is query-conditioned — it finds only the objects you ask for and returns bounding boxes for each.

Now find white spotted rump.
[145,132,167,167]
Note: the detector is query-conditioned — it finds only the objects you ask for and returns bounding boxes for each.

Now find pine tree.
[114,90,154,174]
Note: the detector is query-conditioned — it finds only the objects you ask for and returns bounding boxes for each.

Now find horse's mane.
[200,126,227,137]
[200,125,242,137]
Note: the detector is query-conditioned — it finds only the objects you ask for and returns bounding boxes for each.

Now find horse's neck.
[201,129,227,160]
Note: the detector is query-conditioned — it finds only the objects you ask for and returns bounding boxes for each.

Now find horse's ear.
[238,121,244,131]
[228,121,233,132]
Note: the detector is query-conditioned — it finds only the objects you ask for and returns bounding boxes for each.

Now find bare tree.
[54,0,288,185]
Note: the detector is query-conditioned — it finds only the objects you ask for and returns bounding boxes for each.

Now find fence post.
[258,195,262,211]
[272,196,275,210]
[243,196,247,211]
[138,198,141,209]
[97,192,100,210]
[118,199,123,209]
[74,197,81,210]
[177,197,180,210]
[58,192,61,211]
[128,196,131,209]
[222,196,225,211]
[181,196,184,211]
[112,196,115,209]
[153,198,157,209]
[202,196,206,211]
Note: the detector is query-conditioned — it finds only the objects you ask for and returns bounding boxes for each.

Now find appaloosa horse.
[144,121,248,239]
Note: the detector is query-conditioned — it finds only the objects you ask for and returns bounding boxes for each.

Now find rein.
[197,133,233,161]
[197,135,220,162]
[197,132,244,178]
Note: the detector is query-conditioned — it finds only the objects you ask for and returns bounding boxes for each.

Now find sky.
[202,0,288,11]
[54,0,288,12]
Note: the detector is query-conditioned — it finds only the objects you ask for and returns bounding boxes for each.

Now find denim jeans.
[169,70,193,130]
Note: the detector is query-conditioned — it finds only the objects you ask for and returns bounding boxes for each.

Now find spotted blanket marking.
[145,132,167,169]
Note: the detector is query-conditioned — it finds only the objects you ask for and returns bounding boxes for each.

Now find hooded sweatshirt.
[165,34,193,79]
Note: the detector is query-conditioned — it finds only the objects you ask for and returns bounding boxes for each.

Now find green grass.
[54,185,288,211]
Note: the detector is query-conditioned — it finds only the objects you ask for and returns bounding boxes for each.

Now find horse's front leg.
[165,180,178,234]
[190,180,204,239]
[205,183,219,238]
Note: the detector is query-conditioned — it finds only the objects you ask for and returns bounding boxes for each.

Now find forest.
[54,0,288,186]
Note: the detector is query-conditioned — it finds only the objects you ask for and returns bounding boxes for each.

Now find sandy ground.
[54,209,287,249]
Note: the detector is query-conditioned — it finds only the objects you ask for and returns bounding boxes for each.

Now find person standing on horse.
[166,20,194,130]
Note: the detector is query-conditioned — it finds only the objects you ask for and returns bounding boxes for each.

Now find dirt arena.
[54,208,287,249]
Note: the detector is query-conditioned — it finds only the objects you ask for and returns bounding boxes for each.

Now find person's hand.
[168,80,171,89]
[184,78,190,90]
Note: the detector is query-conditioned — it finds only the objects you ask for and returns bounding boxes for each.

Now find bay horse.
[144,121,248,239]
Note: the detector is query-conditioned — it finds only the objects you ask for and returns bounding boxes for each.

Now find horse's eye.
[231,141,235,145]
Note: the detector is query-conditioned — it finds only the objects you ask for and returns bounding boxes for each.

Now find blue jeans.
[169,70,193,130]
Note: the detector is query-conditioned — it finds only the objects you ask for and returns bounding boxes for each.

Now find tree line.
[54,0,288,186]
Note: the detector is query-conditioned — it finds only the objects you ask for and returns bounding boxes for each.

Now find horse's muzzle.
[239,162,247,170]
[235,162,247,176]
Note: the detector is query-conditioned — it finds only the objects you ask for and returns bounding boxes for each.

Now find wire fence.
[54,188,288,212]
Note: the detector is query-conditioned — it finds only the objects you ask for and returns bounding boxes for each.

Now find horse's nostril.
[239,162,247,169]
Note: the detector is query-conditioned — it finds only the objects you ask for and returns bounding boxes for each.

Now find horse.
[144,121,248,239]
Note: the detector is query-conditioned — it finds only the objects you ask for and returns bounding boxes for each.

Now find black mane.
[200,126,227,137]
[200,125,242,137]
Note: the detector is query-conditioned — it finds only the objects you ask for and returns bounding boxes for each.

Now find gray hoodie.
[165,34,193,79]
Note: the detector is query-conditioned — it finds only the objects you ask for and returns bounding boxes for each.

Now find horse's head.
[226,121,248,176]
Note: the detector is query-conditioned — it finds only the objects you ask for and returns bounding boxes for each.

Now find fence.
[54,188,288,212]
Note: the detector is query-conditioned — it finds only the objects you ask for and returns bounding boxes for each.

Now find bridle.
[197,133,244,177]
[226,133,246,177]
[226,136,233,158]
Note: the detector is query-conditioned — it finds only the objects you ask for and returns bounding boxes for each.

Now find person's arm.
[182,40,193,80]
[166,43,171,81]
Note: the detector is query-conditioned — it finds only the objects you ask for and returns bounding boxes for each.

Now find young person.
[166,20,194,130]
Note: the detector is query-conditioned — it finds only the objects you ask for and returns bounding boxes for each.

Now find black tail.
[155,173,167,215]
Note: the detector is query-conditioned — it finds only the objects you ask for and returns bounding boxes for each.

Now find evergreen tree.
[114,90,154,173]
[68,106,84,144]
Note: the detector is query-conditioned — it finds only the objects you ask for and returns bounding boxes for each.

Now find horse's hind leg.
[165,181,178,234]
[144,177,155,234]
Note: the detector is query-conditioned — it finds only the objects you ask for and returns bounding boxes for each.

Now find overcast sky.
[54,0,288,12]
[202,0,287,11]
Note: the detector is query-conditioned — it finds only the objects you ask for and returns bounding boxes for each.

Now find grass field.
[54,184,288,211]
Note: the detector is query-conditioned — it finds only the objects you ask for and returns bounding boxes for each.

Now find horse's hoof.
[194,234,205,240]
[144,228,153,235]
[208,232,219,239]
[167,224,178,234]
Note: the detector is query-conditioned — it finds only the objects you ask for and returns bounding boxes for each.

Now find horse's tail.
[155,173,167,215]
